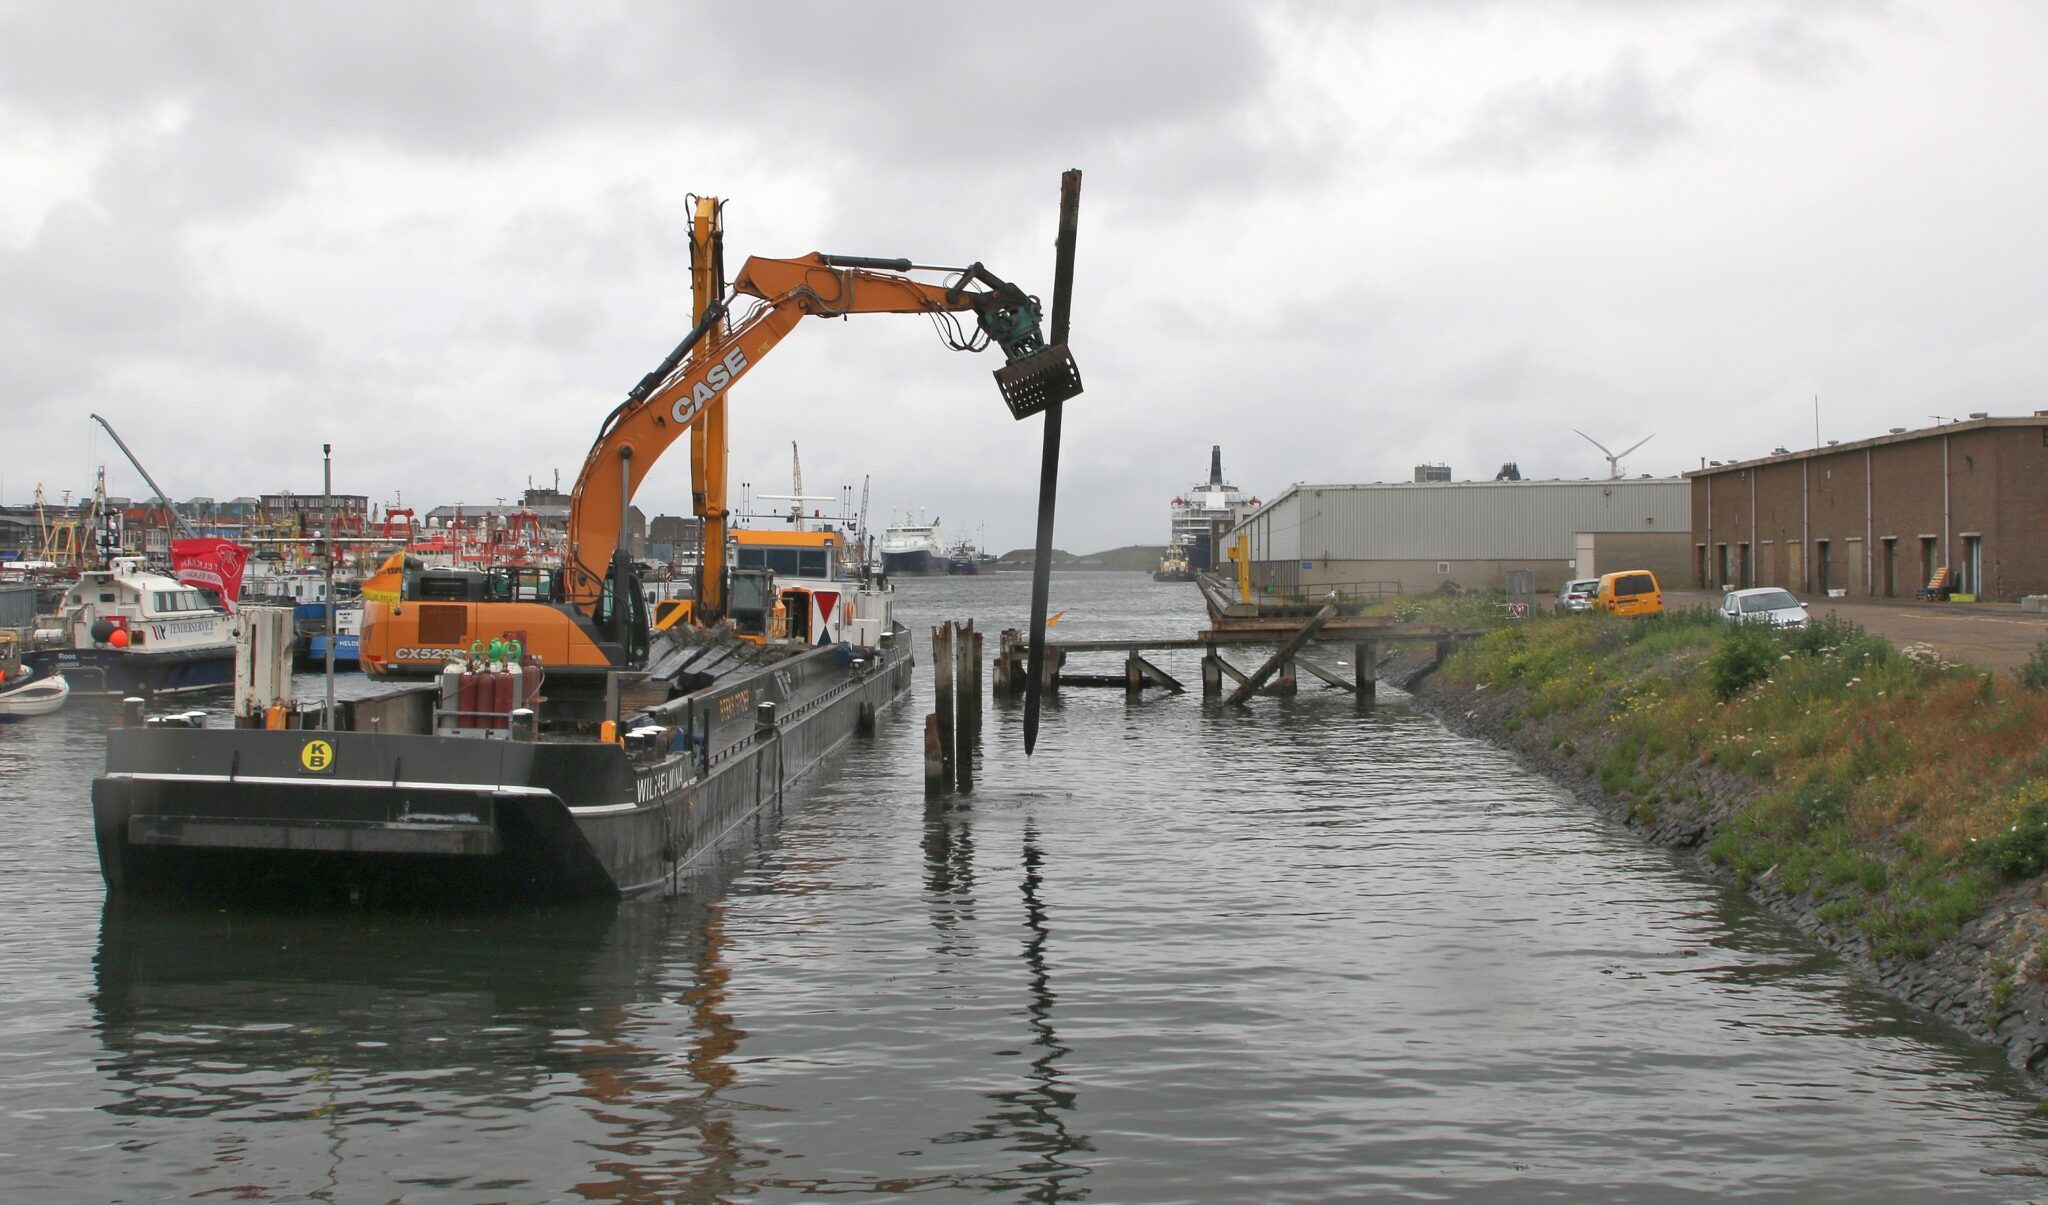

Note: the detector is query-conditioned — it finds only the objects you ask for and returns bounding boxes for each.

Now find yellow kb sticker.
[300,739,336,773]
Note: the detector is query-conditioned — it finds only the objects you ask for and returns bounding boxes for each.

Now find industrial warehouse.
[1225,473,1691,597]
[1686,412,2048,602]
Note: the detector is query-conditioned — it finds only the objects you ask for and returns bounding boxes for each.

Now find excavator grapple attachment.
[994,342,1083,420]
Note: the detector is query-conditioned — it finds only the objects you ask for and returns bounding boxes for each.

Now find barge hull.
[92,640,914,904]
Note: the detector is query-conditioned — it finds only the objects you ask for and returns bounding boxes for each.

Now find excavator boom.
[564,249,1080,618]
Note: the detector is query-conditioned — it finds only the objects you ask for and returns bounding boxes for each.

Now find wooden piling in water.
[924,712,944,795]
[1201,646,1222,698]
[1355,640,1377,700]
[933,624,956,780]
[968,629,984,732]
[954,620,975,792]
[1225,597,1339,707]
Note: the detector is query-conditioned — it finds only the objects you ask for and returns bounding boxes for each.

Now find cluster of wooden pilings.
[925,620,984,794]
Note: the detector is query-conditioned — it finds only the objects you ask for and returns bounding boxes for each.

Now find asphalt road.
[1665,589,2048,675]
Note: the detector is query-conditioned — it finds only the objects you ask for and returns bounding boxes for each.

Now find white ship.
[879,512,945,575]
[1169,446,1256,572]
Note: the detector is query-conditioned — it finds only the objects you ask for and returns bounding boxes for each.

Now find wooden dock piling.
[933,624,956,780]
[1355,640,1377,700]
[955,620,976,792]
[1224,596,1339,707]
[924,712,944,795]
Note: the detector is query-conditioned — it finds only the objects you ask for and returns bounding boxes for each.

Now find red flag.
[171,538,252,614]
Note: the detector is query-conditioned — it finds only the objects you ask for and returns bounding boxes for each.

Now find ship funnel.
[1209,445,1224,488]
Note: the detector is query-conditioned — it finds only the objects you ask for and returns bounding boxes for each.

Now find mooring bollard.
[123,696,145,727]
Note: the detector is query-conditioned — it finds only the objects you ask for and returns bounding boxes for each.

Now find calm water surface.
[3,573,2046,1202]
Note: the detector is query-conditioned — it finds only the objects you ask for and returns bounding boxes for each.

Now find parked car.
[1554,578,1600,614]
[1596,569,1663,616]
[1718,587,1810,629]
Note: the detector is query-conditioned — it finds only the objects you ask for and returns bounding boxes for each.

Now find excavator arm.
[563,246,1080,624]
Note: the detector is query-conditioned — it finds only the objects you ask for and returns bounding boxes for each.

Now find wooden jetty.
[987,592,1476,708]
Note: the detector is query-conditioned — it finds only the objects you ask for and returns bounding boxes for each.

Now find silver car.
[1554,578,1599,614]
[1719,587,1811,629]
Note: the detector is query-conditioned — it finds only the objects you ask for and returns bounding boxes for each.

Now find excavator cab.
[726,568,775,641]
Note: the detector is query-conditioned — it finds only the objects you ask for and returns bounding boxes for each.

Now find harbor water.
[3,573,2047,1201]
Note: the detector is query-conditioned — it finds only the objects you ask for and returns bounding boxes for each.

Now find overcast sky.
[3,1,2045,553]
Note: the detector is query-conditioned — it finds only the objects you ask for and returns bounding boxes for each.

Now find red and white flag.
[171,538,252,614]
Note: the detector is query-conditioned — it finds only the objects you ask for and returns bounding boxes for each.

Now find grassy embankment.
[1434,604,2048,967]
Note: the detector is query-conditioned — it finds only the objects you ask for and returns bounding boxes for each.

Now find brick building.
[1685,413,2048,601]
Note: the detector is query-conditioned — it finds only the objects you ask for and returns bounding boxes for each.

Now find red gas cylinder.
[458,667,484,730]
[490,665,513,729]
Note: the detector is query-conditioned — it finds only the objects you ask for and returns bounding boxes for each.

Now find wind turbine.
[1574,429,1655,479]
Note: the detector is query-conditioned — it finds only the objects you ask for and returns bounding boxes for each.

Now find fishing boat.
[90,524,915,904]
[25,557,235,696]
[302,598,363,666]
[945,539,996,575]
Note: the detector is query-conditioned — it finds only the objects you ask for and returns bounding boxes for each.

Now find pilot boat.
[26,557,235,696]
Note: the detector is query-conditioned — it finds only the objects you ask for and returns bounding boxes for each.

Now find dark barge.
[92,630,913,904]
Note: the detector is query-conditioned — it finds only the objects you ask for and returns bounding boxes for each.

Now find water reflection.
[928,810,1093,1199]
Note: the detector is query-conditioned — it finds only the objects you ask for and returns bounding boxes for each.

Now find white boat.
[25,556,236,696]
[0,664,70,717]
[879,512,945,575]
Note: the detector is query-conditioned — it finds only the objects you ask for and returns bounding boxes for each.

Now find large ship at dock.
[880,513,945,575]
[1169,446,1256,572]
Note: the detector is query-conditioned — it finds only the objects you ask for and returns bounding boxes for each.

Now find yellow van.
[1596,569,1663,616]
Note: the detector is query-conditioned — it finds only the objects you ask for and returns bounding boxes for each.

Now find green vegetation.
[1440,607,2048,962]
[2018,640,2048,694]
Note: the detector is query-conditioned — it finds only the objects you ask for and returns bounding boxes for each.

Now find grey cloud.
[0,3,1294,174]
[1445,50,1691,170]
[1718,13,1863,85]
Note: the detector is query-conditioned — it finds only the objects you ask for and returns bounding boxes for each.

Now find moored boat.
[0,661,70,718]
[944,539,995,575]
[25,557,235,697]
[1152,543,1193,582]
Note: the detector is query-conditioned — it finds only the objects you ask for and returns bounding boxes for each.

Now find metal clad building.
[1229,478,1691,595]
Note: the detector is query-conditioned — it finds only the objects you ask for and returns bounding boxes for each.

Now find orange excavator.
[360,198,1080,683]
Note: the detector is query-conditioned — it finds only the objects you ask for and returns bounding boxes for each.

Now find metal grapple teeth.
[993,343,1083,420]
